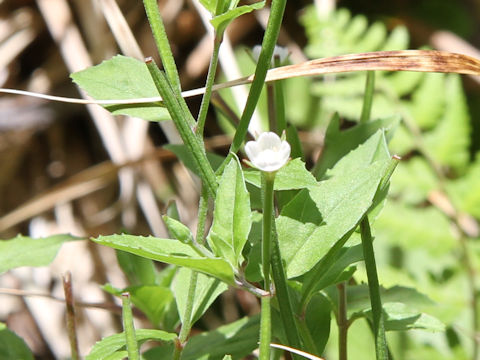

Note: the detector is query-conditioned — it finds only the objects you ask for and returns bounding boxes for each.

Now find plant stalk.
[146,59,217,197]
[360,217,388,360]
[63,272,79,360]
[262,171,275,290]
[196,34,222,137]
[259,295,272,360]
[360,71,375,123]
[143,0,181,92]
[122,292,139,360]
[337,282,348,360]
[229,0,287,154]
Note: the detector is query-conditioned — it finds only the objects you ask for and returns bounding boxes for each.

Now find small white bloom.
[245,132,291,172]
[251,45,289,65]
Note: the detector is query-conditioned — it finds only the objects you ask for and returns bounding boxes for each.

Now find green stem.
[337,282,348,360]
[360,71,375,123]
[122,292,139,360]
[259,295,272,360]
[273,56,286,134]
[229,0,287,154]
[146,59,217,198]
[143,0,181,92]
[271,228,303,359]
[360,217,388,360]
[262,171,275,290]
[196,34,222,137]
[195,186,210,244]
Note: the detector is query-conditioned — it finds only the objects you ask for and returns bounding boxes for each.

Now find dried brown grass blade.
[1,50,479,105]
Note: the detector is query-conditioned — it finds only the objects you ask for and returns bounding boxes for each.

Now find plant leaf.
[103,284,174,327]
[207,156,251,268]
[0,323,34,360]
[424,74,470,173]
[71,55,169,122]
[211,2,265,35]
[92,235,235,285]
[86,329,176,360]
[173,268,228,325]
[279,132,391,278]
[0,234,80,274]
[314,114,399,178]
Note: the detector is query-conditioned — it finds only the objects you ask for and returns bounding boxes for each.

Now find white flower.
[245,132,291,172]
[252,45,289,65]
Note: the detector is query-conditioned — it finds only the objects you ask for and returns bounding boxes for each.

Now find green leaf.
[173,267,228,324]
[116,251,158,286]
[302,244,363,297]
[0,234,80,274]
[408,73,446,130]
[103,284,174,327]
[279,132,391,278]
[374,202,457,256]
[211,2,265,35]
[304,294,331,354]
[324,130,391,178]
[71,55,169,122]
[86,329,176,360]
[447,153,480,218]
[182,315,260,360]
[424,74,470,173]
[331,285,445,332]
[0,323,34,360]
[244,158,317,190]
[207,156,251,268]
[163,215,194,244]
[314,115,399,178]
[383,303,445,332]
[389,156,438,205]
[92,235,235,284]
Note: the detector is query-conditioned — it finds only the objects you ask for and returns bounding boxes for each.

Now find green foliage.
[207,156,251,269]
[279,131,392,278]
[173,268,228,325]
[92,234,236,284]
[86,329,176,360]
[71,55,170,122]
[144,315,260,360]
[0,234,80,274]
[0,323,34,360]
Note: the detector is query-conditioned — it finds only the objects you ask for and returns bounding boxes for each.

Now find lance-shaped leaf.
[207,155,251,268]
[278,131,391,278]
[0,234,81,274]
[86,329,176,360]
[92,235,235,285]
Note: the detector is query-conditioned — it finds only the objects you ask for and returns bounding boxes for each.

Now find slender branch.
[229,0,287,154]
[145,58,217,197]
[337,282,348,360]
[262,171,275,290]
[142,0,181,92]
[259,295,272,360]
[360,218,388,360]
[122,292,139,360]
[196,34,222,137]
[63,272,79,360]
[360,71,375,123]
